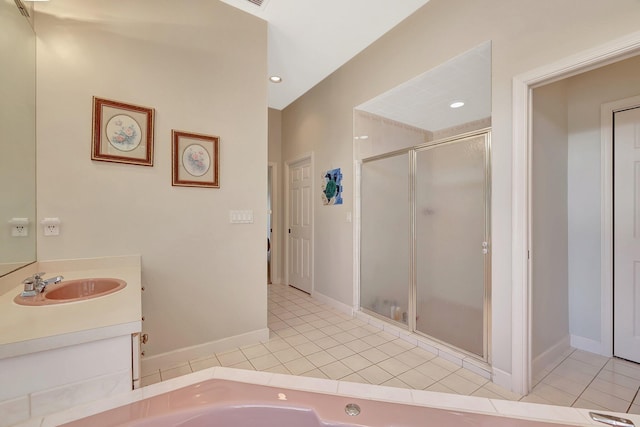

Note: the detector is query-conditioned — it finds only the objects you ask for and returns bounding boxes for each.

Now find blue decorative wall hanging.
[322,167,343,205]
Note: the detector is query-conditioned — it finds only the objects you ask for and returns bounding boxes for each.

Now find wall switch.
[229,210,254,224]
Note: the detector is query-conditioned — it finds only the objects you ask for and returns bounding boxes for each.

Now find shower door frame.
[358,128,492,363]
[359,148,415,331]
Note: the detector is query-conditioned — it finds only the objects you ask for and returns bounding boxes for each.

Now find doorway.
[267,163,274,284]
[613,103,640,364]
[513,33,640,394]
[530,78,640,381]
[286,155,313,294]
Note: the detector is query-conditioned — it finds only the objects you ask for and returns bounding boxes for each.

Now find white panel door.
[289,159,312,293]
[614,105,640,363]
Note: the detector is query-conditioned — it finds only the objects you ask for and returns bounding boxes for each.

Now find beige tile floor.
[142,284,640,414]
[528,347,640,413]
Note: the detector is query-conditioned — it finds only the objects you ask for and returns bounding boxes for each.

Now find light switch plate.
[229,210,254,224]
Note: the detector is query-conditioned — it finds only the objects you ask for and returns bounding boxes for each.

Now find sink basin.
[14,278,126,306]
[45,278,126,300]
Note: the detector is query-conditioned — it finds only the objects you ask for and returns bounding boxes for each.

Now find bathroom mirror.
[0,0,37,276]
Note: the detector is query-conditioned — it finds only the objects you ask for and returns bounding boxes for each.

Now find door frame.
[284,152,314,292]
[512,31,640,395]
[268,162,279,284]
[605,96,640,359]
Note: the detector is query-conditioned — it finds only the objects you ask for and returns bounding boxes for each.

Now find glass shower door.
[414,134,489,358]
[360,152,410,325]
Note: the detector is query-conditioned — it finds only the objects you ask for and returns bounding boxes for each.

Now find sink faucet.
[20,273,64,297]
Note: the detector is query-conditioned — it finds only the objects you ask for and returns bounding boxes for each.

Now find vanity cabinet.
[0,256,143,426]
[132,332,142,389]
[0,334,136,426]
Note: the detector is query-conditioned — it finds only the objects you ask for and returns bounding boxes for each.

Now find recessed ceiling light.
[269,76,282,83]
[450,101,465,109]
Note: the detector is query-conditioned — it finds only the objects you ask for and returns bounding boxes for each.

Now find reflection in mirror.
[354,41,491,160]
[0,0,37,276]
[356,41,492,360]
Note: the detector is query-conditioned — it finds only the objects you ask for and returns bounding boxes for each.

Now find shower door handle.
[482,242,488,254]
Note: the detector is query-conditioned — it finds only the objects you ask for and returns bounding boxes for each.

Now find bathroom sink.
[45,278,126,300]
[14,278,126,306]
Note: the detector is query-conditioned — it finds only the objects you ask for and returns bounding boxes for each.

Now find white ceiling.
[218,0,431,110]
[356,42,492,132]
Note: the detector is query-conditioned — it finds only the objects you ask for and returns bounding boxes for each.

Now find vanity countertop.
[0,255,142,359]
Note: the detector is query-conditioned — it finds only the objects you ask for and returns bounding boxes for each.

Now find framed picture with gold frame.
[172,130,220,188]
[91,97,155,166]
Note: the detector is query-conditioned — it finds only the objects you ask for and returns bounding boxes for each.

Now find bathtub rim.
[25,366,635,427]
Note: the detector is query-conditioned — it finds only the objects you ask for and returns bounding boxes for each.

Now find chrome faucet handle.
[21,276,37,297]
[33,272,46,280]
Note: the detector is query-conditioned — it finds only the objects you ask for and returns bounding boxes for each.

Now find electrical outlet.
[41,217,61,236]
[44,224,59,236]
[11,225,28,237]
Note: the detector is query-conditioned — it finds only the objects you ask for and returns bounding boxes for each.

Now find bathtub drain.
[345,403,361,416]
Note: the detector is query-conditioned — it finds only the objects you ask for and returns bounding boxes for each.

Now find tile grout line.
[150,285,512,398]
[569,357,614,408]
[626,387,640,414]
[153,286,640,410]
[534,348,576,388]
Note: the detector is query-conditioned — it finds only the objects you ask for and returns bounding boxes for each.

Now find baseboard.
[532,335,571,378]
[141,328,269,375]
[311,290,354,316]
[492,367,513,393]
[571,334,610,357]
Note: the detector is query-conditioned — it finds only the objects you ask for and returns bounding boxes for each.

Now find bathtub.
[61,378,579,427]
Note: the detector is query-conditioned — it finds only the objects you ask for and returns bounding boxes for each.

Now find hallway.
[142,284,640,414]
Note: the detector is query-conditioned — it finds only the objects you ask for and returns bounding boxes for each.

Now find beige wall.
[35,0,268,358]
[269,109,282,164]
[281,0,640,380]
[354,110,430,159]
[531,80,569,369]
[268,108,283,284]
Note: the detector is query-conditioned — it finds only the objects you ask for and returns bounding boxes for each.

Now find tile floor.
[528,348,640,413]
[142,284,640,414]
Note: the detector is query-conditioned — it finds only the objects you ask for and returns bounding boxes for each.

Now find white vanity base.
[0,336,132,426]
[0,255,142,427]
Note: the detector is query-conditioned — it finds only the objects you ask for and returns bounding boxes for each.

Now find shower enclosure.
[359,130,491,361]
